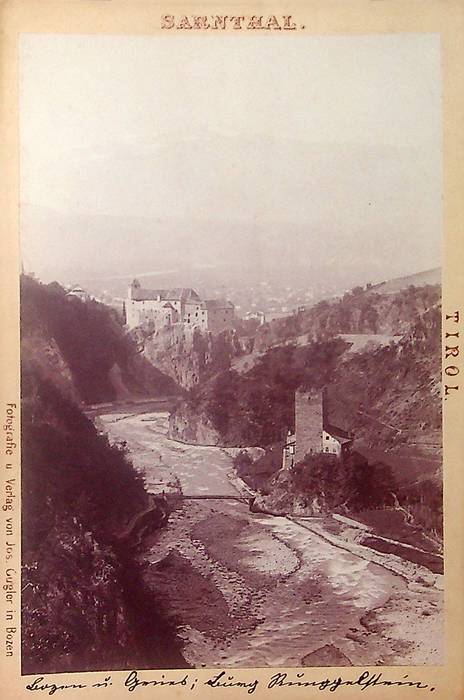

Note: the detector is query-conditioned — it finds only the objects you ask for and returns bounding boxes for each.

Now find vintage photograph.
[19,33,443,673]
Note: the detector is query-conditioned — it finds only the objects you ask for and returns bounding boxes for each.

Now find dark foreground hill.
[21,274,178,404]
[20,276,186,672]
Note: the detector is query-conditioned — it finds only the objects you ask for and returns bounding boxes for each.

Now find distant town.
[63,270,358,328]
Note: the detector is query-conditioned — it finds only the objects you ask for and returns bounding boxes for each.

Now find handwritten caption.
[3,402,18,659]
[25,669,436,695]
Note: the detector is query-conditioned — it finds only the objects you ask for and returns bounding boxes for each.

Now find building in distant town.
[126,279,235,332]
[66,285,91,302]
[282,388,353,469]
[244,310,266,325]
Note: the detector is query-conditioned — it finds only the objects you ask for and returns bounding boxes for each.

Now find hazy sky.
[20,33,442,282]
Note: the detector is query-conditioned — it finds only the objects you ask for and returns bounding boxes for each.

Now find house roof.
[201,299,234,310]
[169,288,201,301]
[67,286,86,296]
[335,436,353,445]
[324,422,353,443]
[245,310,265,317]
[131,286,201,302]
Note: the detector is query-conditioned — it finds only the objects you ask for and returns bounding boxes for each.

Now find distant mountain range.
[21,122,441,293]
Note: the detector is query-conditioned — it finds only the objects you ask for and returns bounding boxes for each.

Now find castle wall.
[183,302,203,328]
[126,299,140,329]
[126,282,234,333]
[294,389,324,463]
[171,299,183,316]
[183,304,234,333]
[126,299,178,330]
[205,306,235,334]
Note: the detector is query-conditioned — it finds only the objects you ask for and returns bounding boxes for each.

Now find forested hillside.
[21,275,178,404]
[253,282,440,353]
[169,282,442,541]
[20,276,186,673]
[169,338,349,446]
[169,285,441,455]
[329,304,441,457]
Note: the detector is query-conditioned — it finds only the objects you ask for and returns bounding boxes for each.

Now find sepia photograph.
[18,31,444,675]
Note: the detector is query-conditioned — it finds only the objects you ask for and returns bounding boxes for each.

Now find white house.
[66,285,90,302]
[282,389,353,469]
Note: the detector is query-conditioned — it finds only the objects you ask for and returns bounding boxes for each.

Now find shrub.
[291,452,397,512]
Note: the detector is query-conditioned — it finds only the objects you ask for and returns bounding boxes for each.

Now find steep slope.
[133,322,249,390]
[169,338,350,446]
[252,281,440,354]
[21,365,185,673]
[21,275,179,404]
[20,277,186,673]
[169,284,441,459]
[328,304,441,469]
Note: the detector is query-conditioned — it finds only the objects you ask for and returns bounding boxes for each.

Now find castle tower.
[294,389,325,463]
[128,278,141,300]
[126,279,142,328]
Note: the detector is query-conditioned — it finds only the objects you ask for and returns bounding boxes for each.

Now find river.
[99,409,443,668]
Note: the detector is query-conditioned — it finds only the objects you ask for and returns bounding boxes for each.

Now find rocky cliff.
[132,322,248,390]
[168,337,350,446]
[168,403,222,445]
[327,304,442,458]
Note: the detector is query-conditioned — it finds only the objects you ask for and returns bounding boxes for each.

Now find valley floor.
[99,409,443,668]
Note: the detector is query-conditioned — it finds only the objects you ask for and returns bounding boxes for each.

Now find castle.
[282,388,353,469]
[126,279,235,333]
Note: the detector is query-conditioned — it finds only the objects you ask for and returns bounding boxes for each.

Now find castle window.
[325,447,329,452]
[325,435,329,440]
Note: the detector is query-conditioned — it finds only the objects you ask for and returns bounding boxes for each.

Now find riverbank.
[139,499,442,668]
[98,409,443,668]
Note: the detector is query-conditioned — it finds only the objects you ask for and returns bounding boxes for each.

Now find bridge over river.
[171,494,251,502]
[98,408,443,669]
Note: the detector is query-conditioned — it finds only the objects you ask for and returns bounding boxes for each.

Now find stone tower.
[294,389,325,463]
[129,278,141,299]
